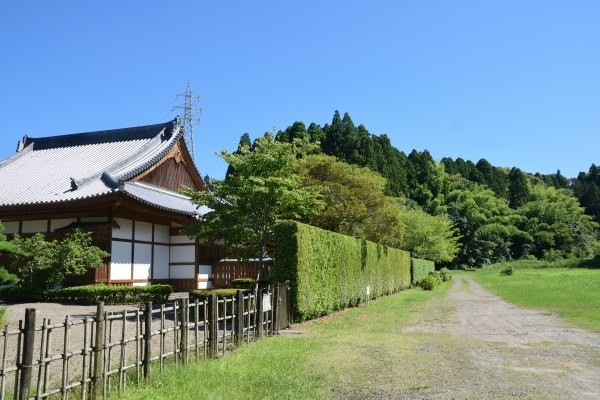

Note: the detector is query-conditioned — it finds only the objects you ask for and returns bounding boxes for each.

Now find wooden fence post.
[18,308,35,400]
[207,295,218,358]
[179,299,188,364]
[286,280,292,328]
[93,302,105,400]
[234,290,244,346]
[143,302,152,381]
[257,289,264,339]
[273,284,280,334]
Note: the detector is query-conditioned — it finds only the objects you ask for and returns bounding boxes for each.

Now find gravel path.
[402,275,600,399]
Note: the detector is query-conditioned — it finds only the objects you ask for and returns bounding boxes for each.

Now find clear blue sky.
[1,1,598,180]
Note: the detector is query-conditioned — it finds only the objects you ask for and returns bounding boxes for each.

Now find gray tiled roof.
[122,182,209,217]
[0,118,203,216]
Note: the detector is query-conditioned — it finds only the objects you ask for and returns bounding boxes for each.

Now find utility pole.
[173,81,202,161]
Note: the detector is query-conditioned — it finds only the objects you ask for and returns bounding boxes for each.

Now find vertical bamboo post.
[143,302,152,382]
[207,295,218,358]
[92,302,105,400]
[234,291,244,346]
[18,308,36,400]
[179,299,188,365]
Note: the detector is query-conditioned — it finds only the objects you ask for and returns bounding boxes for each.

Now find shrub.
[189,288,248,301]
[420,272,442,290]
[0,286,45,302]
[500,266,514,276]
[0,284,173,304]
[411,258,435,285]
[273,221,411,321]
[229,278,257,290]
[439,267,452,282]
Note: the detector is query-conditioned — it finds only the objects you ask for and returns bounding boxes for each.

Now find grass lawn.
[115,283,453,400]
[470,262,600,333]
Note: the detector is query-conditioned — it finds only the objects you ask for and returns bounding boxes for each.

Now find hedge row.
[411,258,436,285]
[0,284,173,305]
[273,221,411,321]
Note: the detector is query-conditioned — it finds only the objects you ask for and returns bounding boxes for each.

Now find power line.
[173,81,202,161]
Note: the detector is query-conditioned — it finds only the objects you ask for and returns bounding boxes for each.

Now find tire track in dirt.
[402,275,600,399]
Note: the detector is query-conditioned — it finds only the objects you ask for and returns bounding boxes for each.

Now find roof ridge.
[20,118,180,151]
[103,118,183,184]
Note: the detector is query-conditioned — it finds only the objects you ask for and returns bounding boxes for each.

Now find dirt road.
[401,275,600,399]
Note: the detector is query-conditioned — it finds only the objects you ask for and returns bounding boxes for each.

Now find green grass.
[471,261,600,333]
[115,284,453,400]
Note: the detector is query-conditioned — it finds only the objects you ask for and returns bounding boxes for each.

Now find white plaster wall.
[133,243,152,280]
[133,282,150,286]
[169,265,195,279]
[153,245,170,279]
[22,220,47,233]
[112,218,133,240]
[50,219,76,231]
[135,221,153,242]
[2,221,19,234]
[170,245,195,264]
[154,224,170,244]
[197,265,211,281]
[110,241,132,280]
[197,281,209,289]
[170,235,194,244]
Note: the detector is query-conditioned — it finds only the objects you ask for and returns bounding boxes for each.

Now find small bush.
[500,266,514,276]
[229,278,257,290]
[439,268,452,282]
[0,284,173,304]
[189,288,248,301]
[420,272,442,290]
[0,286,45,302]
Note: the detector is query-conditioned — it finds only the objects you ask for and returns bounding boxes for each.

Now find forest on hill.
[231,111,600,269]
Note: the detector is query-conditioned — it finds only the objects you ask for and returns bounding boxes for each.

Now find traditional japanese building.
[0,118,219,290]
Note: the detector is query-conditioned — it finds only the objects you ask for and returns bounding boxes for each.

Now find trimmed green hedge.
[411,258,436,286]
[0,284,173,305]
[273,221,411,321]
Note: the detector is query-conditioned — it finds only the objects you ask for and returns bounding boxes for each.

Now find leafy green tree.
[298,154,401,246]
[184,133,323,268]
[446,184,529,267]
[9,229,109,289]
[226,133,252,178]
[518,185,598,259]
[0,223,19,285]
[476,159,508,197]
[9,234,57,288]
[397,204,460,263]
[306,122,326,143]
[508,167,531,209]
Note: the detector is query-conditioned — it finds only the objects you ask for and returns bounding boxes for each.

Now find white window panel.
[110,241,132,280]
[153,245,170,279]
[170,245,195,264]
[135,221,153,242]
[22,220,47,233]
[133,243,152,280]
[154,224,170,244]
